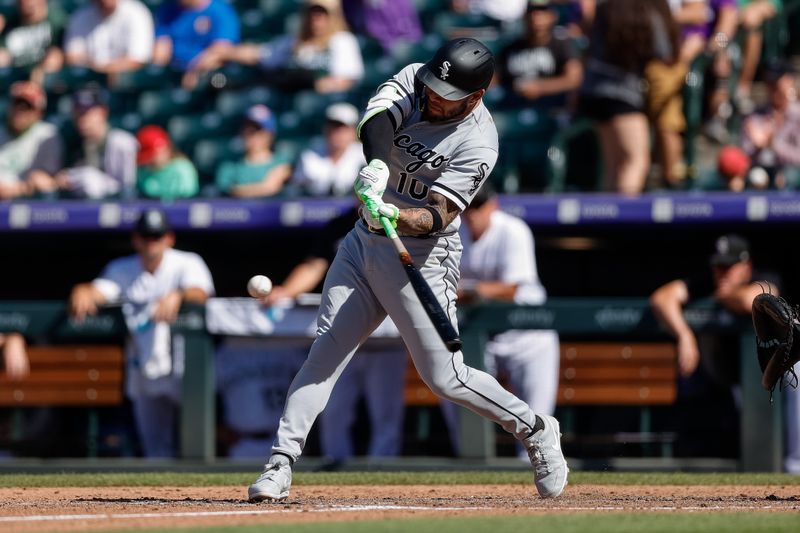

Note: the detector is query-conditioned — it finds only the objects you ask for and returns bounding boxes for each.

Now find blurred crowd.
[0,0,797,201]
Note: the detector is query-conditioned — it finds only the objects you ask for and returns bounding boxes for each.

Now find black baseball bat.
[378,214,462,353]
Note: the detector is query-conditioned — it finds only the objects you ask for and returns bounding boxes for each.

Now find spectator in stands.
[244,206,406,464]
[740,60,800,189]
[644,0,705,188]
[341,0,422,53]
[183,0,363,94]
[0,0,65,81]
[287,102,366,197]
[69,208,215,458]
[578,0,681,195]
[153,0,240,72]
[0,81,62,200]
[30,87,137,199]
[442,183,559,457]
[64,0,154,74]
[214,105,293,198]
[0,332,29,380]
[736,0,781,111]
[450,0,528,24]
[136,125,199,200]
[497,1,583,110]
[678,0,738,143]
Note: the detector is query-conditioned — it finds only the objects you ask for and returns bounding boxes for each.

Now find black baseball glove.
[751,293,800,396]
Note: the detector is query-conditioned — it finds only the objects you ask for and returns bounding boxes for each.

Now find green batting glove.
[365,198,399,230]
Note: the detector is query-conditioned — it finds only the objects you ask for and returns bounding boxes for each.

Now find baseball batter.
[248,38,568,501]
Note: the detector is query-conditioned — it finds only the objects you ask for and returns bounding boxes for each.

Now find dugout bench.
[0,299,781,470]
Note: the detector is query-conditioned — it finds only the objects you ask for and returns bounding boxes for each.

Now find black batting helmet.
[415,38,495,101]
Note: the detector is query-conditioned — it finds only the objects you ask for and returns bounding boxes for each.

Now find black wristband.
[423,206,444,233]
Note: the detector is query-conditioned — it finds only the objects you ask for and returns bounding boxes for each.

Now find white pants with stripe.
[271,222,538,462]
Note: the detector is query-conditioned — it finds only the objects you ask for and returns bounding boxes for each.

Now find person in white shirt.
[182,0,363,93]
[69,209,215,458]
[288,102,366,197]
[64,0,154,74]
[443,183,560,455]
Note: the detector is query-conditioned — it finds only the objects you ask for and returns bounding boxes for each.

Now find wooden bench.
[0,345,124,406]
[0,345,124,457]
[404,342,677,406]
[404,341,678,455]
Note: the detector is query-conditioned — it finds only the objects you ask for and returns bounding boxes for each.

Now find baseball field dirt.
[1,481,800,532]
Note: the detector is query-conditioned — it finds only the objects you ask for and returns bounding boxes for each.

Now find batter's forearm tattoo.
[397,193,460,235]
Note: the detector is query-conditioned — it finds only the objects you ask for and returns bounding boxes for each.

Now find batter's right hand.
[354,159,389,203]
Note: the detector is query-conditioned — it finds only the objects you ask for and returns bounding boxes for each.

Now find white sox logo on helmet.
[439,61,451,79]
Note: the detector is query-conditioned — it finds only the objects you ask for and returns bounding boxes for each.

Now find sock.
[269,453,292,466]
[532,415,545,434]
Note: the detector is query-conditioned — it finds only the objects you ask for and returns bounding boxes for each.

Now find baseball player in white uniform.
[442,183,559,455]
[249,38,568,501]
[70,208,215,458]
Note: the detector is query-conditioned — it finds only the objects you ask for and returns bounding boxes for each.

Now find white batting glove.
[364,201,400,231]
[354,159,390,204]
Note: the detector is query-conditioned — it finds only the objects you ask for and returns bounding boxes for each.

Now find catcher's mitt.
[751,292,800,396]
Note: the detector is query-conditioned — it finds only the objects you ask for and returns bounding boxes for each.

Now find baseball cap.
[717,145,750,179]
[527,0,554,10]
[325,102,359,126]
[307,0,338,12]
[72,86,109,113]
[136,125,171,165]
[467,181,497,210]
[134,208,172,237]
[710,234,751,267]
[762,59,797,85]
[244,104,277,133]
[10,81,46,110]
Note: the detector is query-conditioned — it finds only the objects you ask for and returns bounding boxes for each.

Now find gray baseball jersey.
[268,64,541,464]
[360,63,499,234]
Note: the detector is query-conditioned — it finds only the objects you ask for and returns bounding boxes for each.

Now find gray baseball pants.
[271,221,538,461]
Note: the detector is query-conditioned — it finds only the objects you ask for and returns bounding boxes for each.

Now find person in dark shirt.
[497,0,582,110]
[650,234,779,382]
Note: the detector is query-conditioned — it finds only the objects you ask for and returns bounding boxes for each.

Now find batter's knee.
[421,369,467,402]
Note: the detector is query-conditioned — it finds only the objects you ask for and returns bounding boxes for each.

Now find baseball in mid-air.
[247,275,273,298]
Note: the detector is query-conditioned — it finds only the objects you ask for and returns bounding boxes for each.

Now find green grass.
[119,514,800,533]
[2,471,800,487]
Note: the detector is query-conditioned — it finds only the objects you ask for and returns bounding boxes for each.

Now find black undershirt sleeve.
[359,111,395,163]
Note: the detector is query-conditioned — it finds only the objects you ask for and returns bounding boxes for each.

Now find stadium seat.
[109,112,144,134]
[493,108,556,141]
[428,12,501,41]
[193,137,245,181]
[43,67,106,95]
[168,111,239,154]
[355,56,397,98]
[390,34,444,66]
[0,66,31,91]
[357,35,387,63]
[258,0,302,35]
[290,90,351,119]
[204,63,266,91]
[216,86,286,118]
[138,88,207,127]
[277,110,320,139]
[240,9,270,43]
[112,65,181,92]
